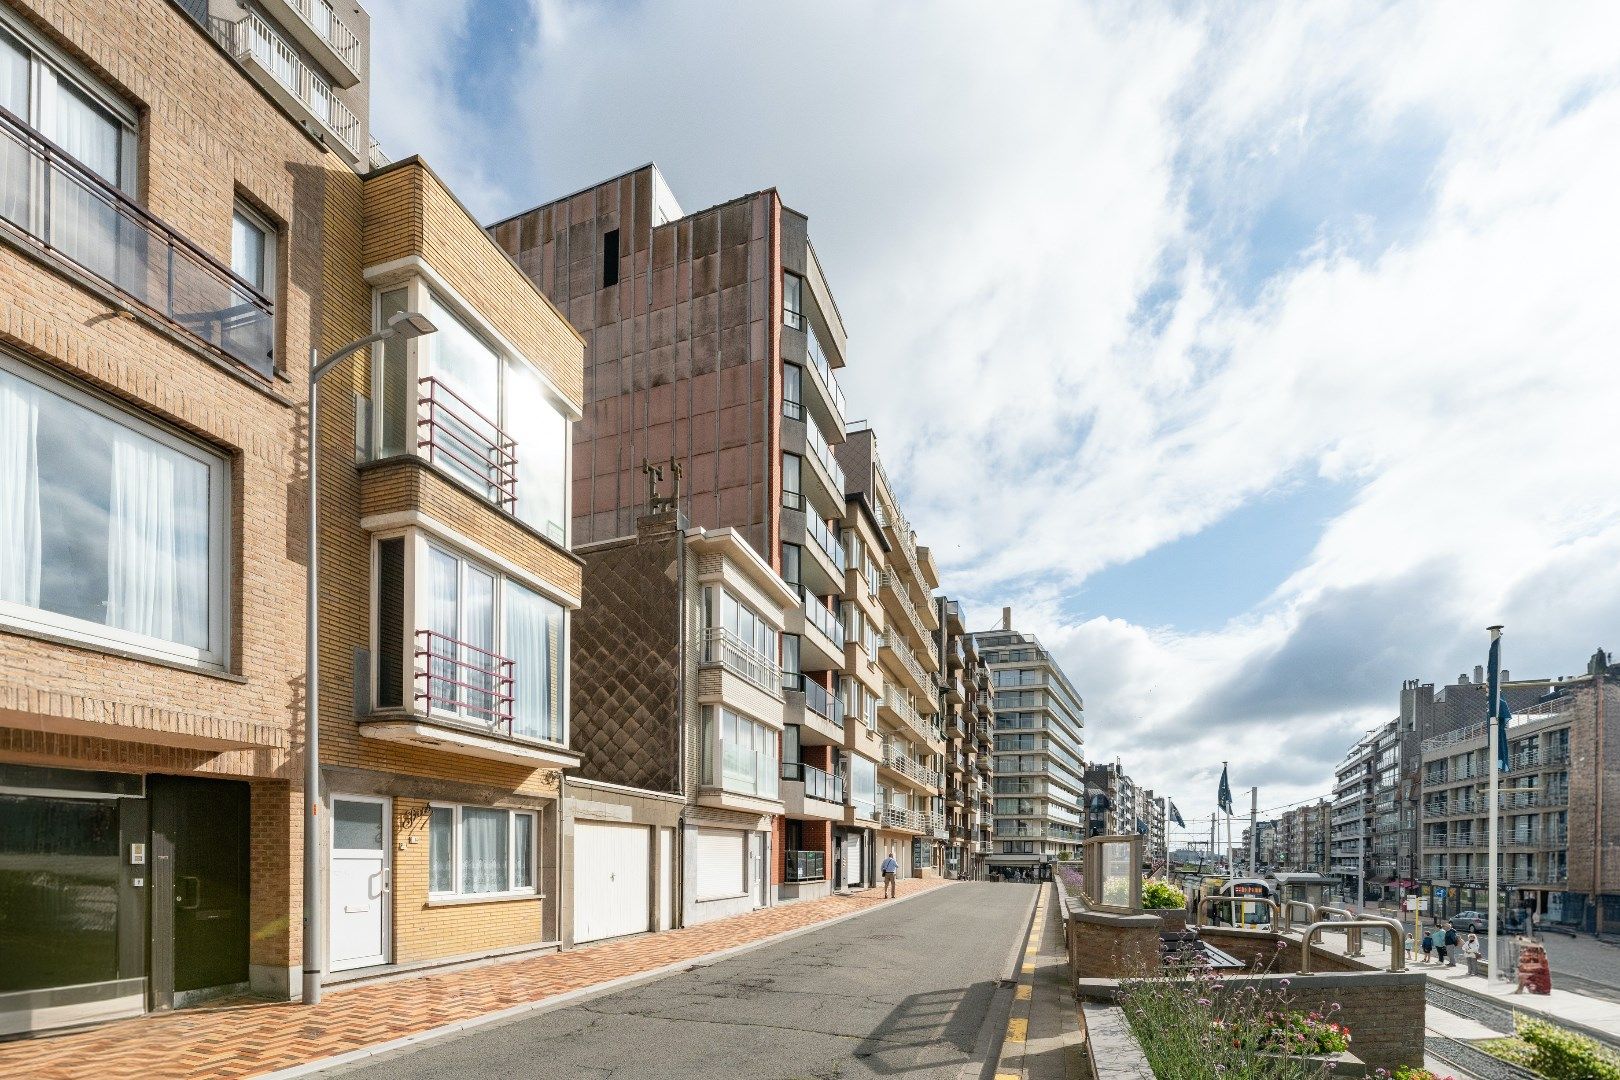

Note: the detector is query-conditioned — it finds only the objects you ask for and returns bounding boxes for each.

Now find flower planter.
[1256,1049,1368,1076]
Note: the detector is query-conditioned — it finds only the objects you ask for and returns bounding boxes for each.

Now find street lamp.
[302,310,435,1006]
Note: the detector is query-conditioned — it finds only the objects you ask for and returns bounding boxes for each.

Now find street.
[325,882,1038,1080]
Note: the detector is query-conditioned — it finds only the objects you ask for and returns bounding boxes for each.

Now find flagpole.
[1249,787,1259,875]
[1487,625,1504,980]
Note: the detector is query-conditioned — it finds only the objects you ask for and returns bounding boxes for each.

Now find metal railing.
[882,628,931,693]
[414,629,516,733]
[804,414,845,494]
[701,627,783,692]
[0,106,275,378]
[805,323,846,422]
[881,806,928,832]
[879,570,934,661]
[802,592,846,649]
[286,0,362,71]
[881,684,932,744]
[1300,916,1406,973]
[881,742,942,788]
[790,675,844,727]
[785,849,826,883]
[781,761,845,805]
[418,375,520,510]
[212,12,361,155]
[805,512,845,571]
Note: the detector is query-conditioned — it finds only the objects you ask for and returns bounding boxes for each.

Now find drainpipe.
[1596,661,1606,936]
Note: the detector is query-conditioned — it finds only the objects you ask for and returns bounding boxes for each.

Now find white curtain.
[44,75,123,287]
[462,566,495,721]
[460,807,508,894]
[106,429,208,646]
[506,358,567,540]
[506,583,564,742]
[0,372,41,605]
[0,31,29,231]
[426,547,460,709]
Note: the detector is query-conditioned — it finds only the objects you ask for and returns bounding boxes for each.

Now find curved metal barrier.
[1300,915,1407,972]
[1197,895,1279,928]
[1278,900,1317,932]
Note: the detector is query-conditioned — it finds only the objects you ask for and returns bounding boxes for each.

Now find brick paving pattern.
[0,878,950,1080]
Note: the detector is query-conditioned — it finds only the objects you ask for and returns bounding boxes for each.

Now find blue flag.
[1487,633,1510,772]
[1217,765,1234,814]
[1168,800,1186,828]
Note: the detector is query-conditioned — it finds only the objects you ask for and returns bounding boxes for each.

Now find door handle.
[176,875,202,910]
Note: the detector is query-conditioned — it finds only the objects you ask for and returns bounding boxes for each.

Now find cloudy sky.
[367,0,1620,840]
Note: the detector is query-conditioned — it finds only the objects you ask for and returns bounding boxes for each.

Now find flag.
[1486,632,1510,772]
[1168,800,1186,828]
[1217,765,1234,815]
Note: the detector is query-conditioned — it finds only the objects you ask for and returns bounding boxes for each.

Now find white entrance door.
[844,834,863,886]
[574,821,651,944]
[751,832,768,908]
[657,827,674,931]
[329,796,389,971]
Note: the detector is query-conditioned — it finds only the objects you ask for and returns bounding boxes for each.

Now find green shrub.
[1518,1016,1620,1080]
[1142,879,1186,909]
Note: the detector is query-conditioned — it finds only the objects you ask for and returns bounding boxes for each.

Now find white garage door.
[693,827,747,900]
[574,821,651,944]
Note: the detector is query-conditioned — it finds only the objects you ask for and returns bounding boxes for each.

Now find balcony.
[795,417,845,518]
[944,600,965,636]
[785,675,844,744]
[266,0,363,85]
[880,743,942,791]
[417,376,519,512]
[879,685,933,746]
[943,673,966,706]
[802,323,847,436]
[211,11,362,161]
[0,106,274,378]
[881,629,934,700]
[878,571,936,664]
[880,806,929,834]
[701,627,783,696]
[947,752,966,775]
[784,849,827,884]
[781,762,845,822]
[806,512,846,577]
[792,592,845,671]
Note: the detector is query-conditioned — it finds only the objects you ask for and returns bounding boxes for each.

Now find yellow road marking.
[1015,984,1032,1001]
[1021,962,1035,974]
[1006,1018,1028,1043]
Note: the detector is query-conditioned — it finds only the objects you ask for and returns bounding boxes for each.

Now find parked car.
[1448,910,1501,934]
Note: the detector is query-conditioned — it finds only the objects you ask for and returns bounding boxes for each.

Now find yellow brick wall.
[391,798,546,963]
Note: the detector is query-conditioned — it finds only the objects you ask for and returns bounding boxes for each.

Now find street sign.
[1435,887,1448,899]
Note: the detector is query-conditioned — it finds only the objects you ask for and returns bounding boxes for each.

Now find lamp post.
[303,310,435,1006]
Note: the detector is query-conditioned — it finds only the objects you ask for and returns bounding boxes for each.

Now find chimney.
[1501,670,1509,682]
[1458,673,1469,685]
[1002,606,1012,631]
[1473,665,1484,684]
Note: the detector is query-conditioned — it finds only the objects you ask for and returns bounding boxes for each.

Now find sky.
[365,0,1620,842]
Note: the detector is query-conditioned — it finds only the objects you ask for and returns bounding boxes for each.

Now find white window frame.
[368,278,573,545]
[231,201,277,302]
[701,704,780,799]
[0,351,231,668]
[370,526,570,747]
[426,801,539,900]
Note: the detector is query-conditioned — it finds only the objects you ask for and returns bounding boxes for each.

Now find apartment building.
[1329,732,1376,898]
[939,597,994,878]
[317,156,584,976]
[977,610,1086,873]
[0,0,366,1034]
[1148,794,1168,862]
[488,165,948,895]
[1419,649,1619,932]
[561,510,796,942]
[1277,800,1332,874]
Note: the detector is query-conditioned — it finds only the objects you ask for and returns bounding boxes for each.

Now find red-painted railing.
[414,629,515,733]
[417,376,518,510]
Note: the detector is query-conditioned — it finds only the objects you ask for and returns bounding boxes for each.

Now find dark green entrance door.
[149,776,250,1005]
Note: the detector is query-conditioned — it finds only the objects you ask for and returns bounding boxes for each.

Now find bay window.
[0,354,228,665]
[701,706,780,800]
[427,803,538,898]
[700,585,780,691]
[374,532,567,745]
[371,283,570,542]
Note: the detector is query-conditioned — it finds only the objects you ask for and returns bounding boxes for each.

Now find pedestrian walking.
[881,852,899,898]
[1420,929,1434,963]
[1443,923,1459,966]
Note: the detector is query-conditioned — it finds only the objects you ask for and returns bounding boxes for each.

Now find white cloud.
[368,1,1620,824]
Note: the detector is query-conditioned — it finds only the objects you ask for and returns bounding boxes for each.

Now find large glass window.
[701,706,779,799]
[783,273,804,330]
[850,755,877,820]
[230,205,274,299]
[427,803,537,898]
[0,356,227,664]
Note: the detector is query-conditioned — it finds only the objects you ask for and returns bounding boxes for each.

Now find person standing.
[1443,923,1460,966]
[881,852,900,899]
[1463,932,1480,962]
[1434,922,1449,966]
[1420,929,1434,964]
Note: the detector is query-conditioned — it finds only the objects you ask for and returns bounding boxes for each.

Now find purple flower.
[1279,979,1291,988]
[1198,998,1212,1006]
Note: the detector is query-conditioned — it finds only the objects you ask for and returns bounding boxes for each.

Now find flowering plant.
[1386,1068,1455,1080]
[1242,1010,1352,1054]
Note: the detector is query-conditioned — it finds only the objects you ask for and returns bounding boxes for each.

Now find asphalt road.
[326,882,1039,1080]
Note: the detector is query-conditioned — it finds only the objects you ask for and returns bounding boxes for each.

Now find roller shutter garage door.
[692,827,747,900]
[573,821,651,944]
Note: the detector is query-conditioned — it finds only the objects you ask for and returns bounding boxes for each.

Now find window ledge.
[0,621,246,682]
[426,891,544,908]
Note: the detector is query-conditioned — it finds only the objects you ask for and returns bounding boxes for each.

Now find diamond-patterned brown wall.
[572,530,682,791]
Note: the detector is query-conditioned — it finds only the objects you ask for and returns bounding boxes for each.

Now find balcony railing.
[789,675,844,727]
[781,761,845,805]
[804,414,845,493]
[805,513,845,572]
[0,106,275,378]
[702,627,783,693]
[879,570,933,657]
[718,745,779,801]
[418,376,519,510]
[414,629,516,734]
[785,849,826,883]
[881,806,928,832]
[212,12,361,155]
[881,684,931,744]
[882,628,931,694]
[881,743,942,789]
[286,0,362,72]
[803,593,846,649]
[805,323,846,422]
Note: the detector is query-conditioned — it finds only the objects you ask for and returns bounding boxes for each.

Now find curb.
[257,881,954,1079]
[1426,974,1620,1052]
[993,882,1047,1080]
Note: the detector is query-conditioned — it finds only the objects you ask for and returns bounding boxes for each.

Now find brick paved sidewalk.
[0,878,951,1080]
